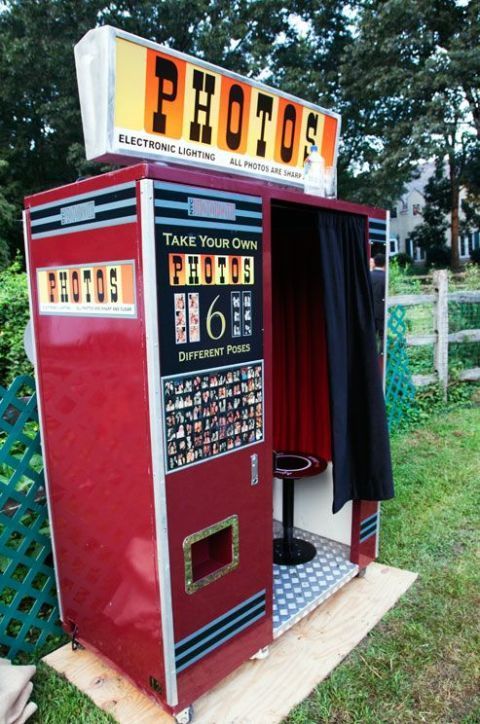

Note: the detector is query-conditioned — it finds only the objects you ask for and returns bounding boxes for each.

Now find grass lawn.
[286,406,480,724]
[30,406,480,723]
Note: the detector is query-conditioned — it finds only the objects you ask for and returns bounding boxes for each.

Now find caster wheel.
[174,705,193,724]
[250,645,270,660]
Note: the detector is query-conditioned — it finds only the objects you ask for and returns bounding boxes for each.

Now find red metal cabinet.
[24,163,385,716]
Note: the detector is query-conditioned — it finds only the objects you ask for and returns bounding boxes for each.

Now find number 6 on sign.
[206,295,226,340]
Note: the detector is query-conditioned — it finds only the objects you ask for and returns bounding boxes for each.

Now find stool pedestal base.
[273,537,316,566]
[273,452,327,567]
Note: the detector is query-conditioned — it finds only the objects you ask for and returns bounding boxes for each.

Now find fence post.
[433,269,449,397]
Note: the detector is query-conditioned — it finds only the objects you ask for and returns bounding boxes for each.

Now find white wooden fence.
[387,270,480,393]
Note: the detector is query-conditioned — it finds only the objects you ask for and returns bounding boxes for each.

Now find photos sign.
[75,26,340,186]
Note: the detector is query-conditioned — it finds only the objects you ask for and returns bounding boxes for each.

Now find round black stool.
[273,451,327,566]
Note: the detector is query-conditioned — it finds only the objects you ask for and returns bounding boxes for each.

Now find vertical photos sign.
[75,26,341,186]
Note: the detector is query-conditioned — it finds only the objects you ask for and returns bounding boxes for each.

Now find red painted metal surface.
[24,201,167,701]
[25,163,387,713]
[143,161,386,220]
[25,162,387,222]
[350,500,380,567]
[24,164,147,208]
[167,444,274,708]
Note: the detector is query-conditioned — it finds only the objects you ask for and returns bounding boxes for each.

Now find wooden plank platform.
[43,562,417,724]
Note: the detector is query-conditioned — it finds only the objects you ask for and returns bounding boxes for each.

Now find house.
[389,162,480,263]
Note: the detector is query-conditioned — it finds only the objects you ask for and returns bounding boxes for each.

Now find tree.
[341,0,480,268]
[0,0,424,258]
[264,1,365,197]
[0,0,107,261]
[0,0,299,262]
[334,0,441,207]
[0,161,15,267]
[1,0,478,271]
[0,255,32,384]
[407,160,450,266]
[414,4,480,269]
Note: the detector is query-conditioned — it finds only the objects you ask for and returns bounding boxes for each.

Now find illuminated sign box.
[75,26,341,186]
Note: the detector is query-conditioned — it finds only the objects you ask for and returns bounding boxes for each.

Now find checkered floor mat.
[272,523,359,637]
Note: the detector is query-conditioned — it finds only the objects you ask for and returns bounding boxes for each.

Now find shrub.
[393,252,414,268]
[469,248,480,265]
[462,263,480,290]
[426,245,451,268]
[0,255,33,385]
[388,259,421,295]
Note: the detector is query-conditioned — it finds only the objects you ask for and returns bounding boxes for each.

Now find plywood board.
[43,562,417,724]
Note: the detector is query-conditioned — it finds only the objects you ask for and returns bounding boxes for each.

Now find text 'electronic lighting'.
[75,26,341,186]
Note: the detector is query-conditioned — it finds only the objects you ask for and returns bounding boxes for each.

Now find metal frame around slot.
[183,515,239,595]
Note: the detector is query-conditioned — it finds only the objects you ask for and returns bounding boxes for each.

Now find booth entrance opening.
[269,203,358,637]
[271,203,331,464]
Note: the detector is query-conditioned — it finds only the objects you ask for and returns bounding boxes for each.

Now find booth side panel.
[350,500,379,567]
[24,185,167,699]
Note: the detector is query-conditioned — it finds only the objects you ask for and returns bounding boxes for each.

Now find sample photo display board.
[154,182,264,472]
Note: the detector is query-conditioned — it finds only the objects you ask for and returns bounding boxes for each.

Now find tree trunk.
[449,160,461,271]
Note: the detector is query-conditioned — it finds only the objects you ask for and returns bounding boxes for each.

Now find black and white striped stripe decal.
[359,512,379,543]
[29,182,137,239]
[153,181,262,233]
[368,217,387,244]
[175,590,266,673]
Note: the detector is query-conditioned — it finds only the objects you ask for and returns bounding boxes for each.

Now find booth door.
[149,180,272,703]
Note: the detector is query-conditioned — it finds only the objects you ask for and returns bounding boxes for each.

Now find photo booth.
[24,163,392,718]
[23,25,393,722]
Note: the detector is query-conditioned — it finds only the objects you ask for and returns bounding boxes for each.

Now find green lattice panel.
[386,306,416,429]
[0,375,62,659]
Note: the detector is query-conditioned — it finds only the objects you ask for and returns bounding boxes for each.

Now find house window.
[414,246,426,262]
[412,204,422,216]
[400,199,408,215]
[389,238,399,255]
[390,207,397,219]
[459,236,470,259]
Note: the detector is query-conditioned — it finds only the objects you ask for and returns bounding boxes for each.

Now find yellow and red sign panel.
[37,261,136,318]
[75,27,340,186]
[168,253,254,287]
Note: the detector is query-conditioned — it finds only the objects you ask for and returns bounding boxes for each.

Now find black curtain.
[316,210,394,513]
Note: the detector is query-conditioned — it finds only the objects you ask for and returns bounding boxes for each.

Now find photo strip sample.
[163,362,263,472]
[174,292,200,344]
[231,291,252,338]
